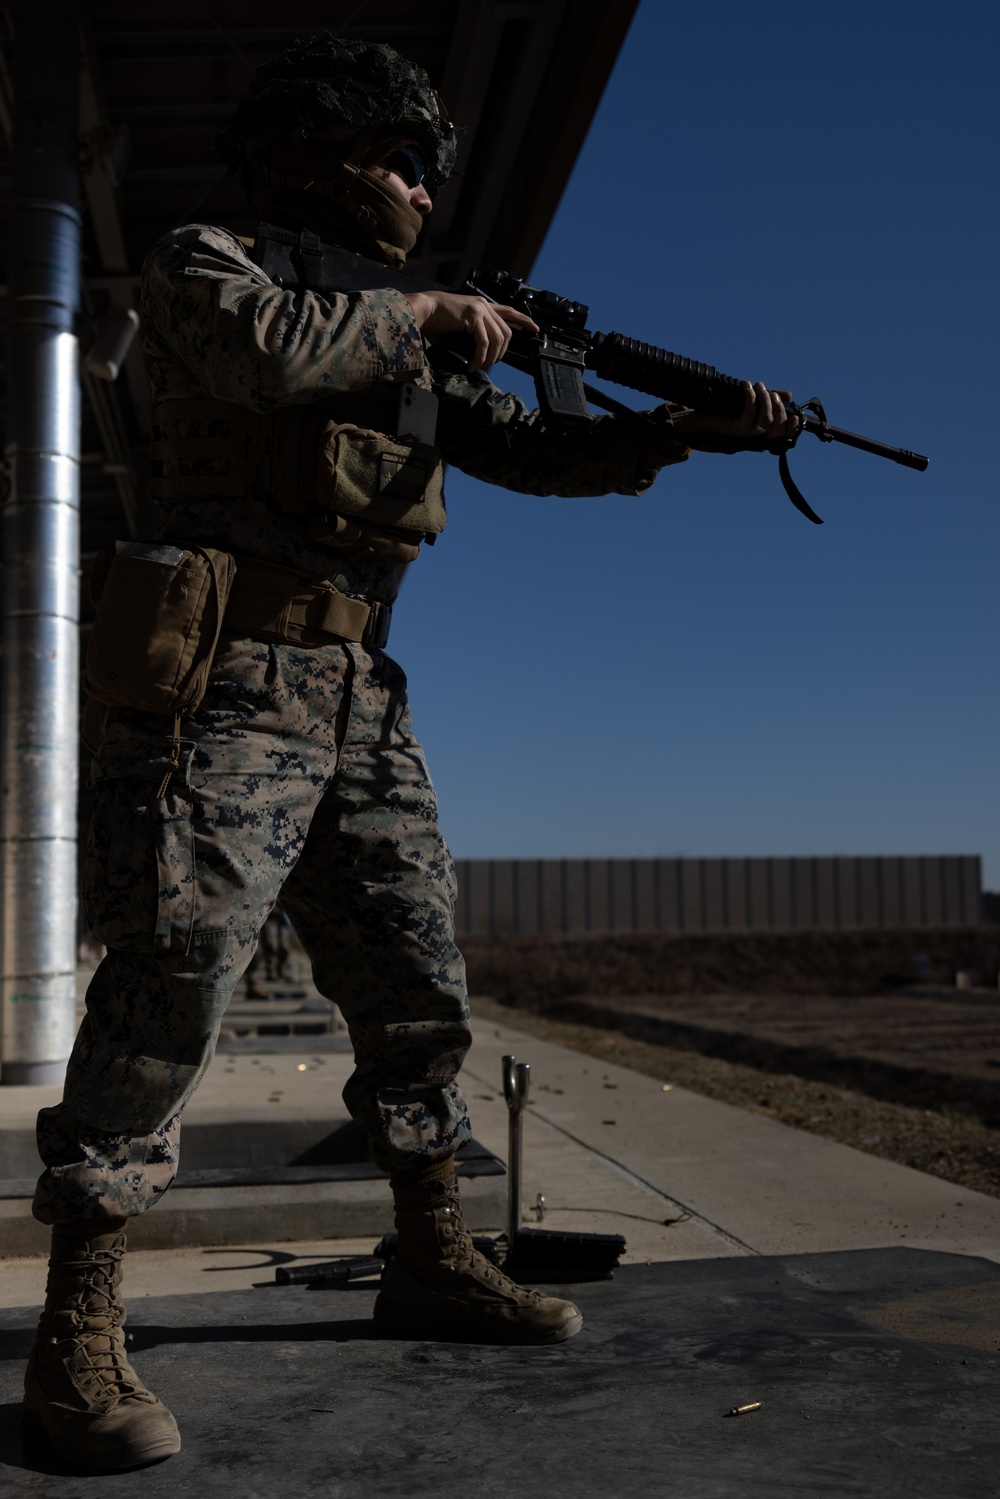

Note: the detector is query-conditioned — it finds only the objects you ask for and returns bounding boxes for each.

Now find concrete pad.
[0,1053,356,1180]
[0,1174,505,1258]
[7,1009,1000,1273]
[0,1050,353,1140]
[0,1085,62,1179]
[457,1035,746,1264]
[2,1251,999,1496]
[182,1048,355,1122]
[464,1017,1000,1263]
[0,1237,384,1310]
[0,1043,505,1259]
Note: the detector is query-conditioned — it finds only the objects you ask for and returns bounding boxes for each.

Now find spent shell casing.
[727,1402,762,1416]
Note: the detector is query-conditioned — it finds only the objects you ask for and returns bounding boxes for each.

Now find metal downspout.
[1,0,81,1084]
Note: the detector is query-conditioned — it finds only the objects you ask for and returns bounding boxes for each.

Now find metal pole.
[1,0,81,1084]
[502,1054,530,1242]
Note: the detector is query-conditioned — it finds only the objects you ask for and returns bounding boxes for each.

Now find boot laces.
[69,1328,143,1397]
[441,1189,541,1301]
[52,1247,145,1397]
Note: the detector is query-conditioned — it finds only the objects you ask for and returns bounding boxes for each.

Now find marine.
[23,34,797,1469]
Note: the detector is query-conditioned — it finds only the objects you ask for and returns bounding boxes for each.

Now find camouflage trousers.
[33,635,472,1225]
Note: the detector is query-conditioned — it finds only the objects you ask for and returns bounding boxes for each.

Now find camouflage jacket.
[141,223,691,602]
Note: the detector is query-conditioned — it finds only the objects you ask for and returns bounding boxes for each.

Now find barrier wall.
[453,856,983,938]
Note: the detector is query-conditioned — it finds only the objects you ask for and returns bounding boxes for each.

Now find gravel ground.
[471,995,1000,1200]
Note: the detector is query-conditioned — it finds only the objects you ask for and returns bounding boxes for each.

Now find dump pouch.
[85,542,236,717]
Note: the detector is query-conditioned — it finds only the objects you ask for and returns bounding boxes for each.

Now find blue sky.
[392,1,999,886]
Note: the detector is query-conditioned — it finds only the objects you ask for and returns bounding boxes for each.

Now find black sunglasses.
[383,145,427,190]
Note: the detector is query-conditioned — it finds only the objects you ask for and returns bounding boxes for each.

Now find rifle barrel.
[587,330,929,473]
[797,412,928,470]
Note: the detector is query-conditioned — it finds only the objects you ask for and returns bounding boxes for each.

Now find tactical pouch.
[85,542,236,717]
[315,423,447,536]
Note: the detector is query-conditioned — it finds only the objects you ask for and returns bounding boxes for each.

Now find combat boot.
[23,1220,180,1469]
[374,1159,583,1344]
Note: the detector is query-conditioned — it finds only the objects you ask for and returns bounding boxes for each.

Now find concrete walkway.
[3,1010,999,1307]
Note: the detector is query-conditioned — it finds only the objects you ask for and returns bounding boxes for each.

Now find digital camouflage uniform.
[33,224,691,1225]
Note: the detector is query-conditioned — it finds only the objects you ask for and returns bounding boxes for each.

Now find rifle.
[251,223,929,525]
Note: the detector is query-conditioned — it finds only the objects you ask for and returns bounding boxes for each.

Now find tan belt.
[224,556,392,650]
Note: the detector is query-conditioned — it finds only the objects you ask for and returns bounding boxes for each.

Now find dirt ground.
[470,995,1000,1201]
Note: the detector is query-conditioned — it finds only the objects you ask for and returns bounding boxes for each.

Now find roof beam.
[93,24,450,59]
[479,0,641,275]
[410,0,570,281]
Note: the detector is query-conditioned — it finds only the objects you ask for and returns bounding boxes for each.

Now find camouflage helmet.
[217,34,457,199]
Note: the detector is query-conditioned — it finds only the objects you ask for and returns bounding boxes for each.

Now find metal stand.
[502,1053,530,1242]
[501,1051,626,1281]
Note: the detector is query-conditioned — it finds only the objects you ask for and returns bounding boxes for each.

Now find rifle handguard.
[587,332,747,417]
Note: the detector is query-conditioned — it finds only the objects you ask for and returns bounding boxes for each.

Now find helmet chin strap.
[261,129,424,266]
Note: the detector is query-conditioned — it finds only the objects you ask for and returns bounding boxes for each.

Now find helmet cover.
[217,34,457,200]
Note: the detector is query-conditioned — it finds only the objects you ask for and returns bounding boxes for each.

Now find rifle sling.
[777,449,824,525]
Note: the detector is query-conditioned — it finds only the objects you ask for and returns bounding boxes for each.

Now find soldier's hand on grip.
[405,290,539,372]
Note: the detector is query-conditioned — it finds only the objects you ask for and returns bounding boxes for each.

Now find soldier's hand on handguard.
[406,291,539,373]
[672,381,799,443]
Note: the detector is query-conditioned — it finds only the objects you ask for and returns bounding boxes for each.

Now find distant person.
[24,34,797,1469]
[263,905,294,983]
[242,904,292,995]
